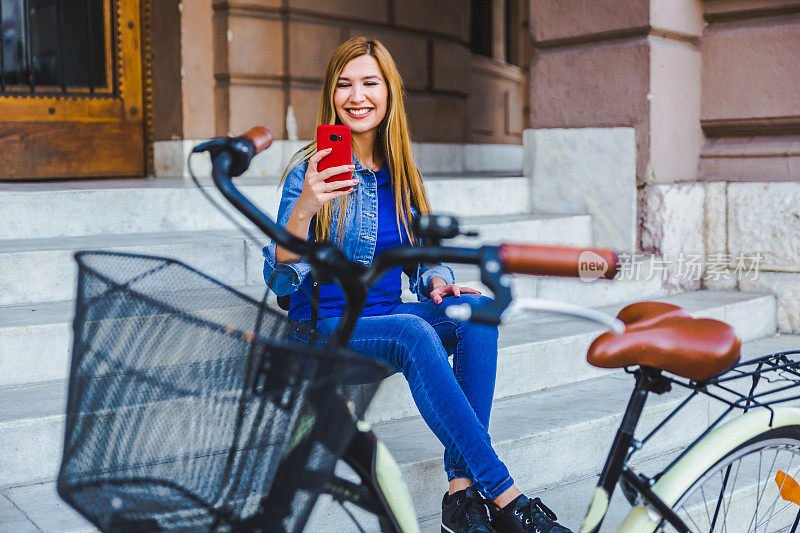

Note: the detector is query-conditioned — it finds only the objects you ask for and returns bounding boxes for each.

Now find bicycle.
[56,126,800,532]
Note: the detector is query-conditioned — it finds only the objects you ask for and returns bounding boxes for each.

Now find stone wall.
[150,0,527,145]
[699,1,800,181]
[527,0,705,186]
[526,0,800,183]
[525,0,800,331]
[704,182,800,333]
[699,2,800,332]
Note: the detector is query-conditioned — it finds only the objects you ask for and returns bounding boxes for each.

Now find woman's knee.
[454,293,493,307]
[391,314,450,367]
[446,294,498,334]
[394,314,442,347]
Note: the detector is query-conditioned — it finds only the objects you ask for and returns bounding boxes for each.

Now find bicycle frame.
[582,350,800,533]
[580,368,691,533]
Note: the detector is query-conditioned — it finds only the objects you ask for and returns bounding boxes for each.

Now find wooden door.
[0,0,147,179]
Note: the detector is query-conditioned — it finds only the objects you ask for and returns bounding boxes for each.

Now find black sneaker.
[491,494,571,533]
[441,487,497,533]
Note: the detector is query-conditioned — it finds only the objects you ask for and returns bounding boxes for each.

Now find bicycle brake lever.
[454,246,512,326]
[193,135,258,177]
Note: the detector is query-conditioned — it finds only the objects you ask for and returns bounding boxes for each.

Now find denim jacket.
[262,156,455,300]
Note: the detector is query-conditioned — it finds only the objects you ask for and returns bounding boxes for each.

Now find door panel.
[0,0,145,179]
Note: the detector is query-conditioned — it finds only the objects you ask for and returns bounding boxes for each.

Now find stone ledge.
[741,272,800,334]
[524,127,637,252]
[154,139,523,179]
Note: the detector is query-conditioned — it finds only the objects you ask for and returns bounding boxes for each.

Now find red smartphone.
[317,125,352,188]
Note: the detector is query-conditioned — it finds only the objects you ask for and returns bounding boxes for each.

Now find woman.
[263,37,570,533]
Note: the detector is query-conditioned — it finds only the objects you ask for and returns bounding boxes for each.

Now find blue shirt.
[262,154,455,312]
[288,166,407,320]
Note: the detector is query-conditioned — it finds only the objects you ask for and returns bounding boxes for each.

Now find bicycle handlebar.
[194,127,622,344]
[241,126,274,154]
[499,244,618,280]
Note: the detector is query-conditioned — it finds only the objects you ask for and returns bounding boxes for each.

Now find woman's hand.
[428,277,482,305]
[295,147,358,219]
[276,148,357,263]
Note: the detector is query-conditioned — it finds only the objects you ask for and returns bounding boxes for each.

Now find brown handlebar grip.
[241,126,273,154]
[499,244,619,280]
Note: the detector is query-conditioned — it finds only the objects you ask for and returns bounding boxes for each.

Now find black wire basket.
[57,251,390,532]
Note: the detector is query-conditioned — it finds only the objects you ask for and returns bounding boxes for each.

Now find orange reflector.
[775,471,800,505]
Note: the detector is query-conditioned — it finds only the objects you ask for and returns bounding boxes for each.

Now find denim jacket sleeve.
[262,161,312,297]
[410,262,456,301]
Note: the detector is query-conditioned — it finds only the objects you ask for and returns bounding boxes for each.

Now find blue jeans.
[315,294,514,499]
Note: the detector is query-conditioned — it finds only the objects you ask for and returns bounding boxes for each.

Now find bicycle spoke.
[710,464,733,530]
[699,484,713,527]
[669,442,800,533]
[747,450,766,532]
[682,503,706,532]
[720,457,743,533]
[758,447,782,530]
[790,508,800,533]
[761,447,792,532]
[754,501,794,531]
[753,447,781,532]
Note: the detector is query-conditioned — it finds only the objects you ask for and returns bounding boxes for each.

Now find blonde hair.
[280,36,430,243]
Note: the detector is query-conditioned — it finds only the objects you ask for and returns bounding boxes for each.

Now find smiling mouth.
[346,108,373,117]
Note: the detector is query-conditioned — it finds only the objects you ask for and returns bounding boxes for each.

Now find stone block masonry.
[702,182,800,334]
[148,1,527,145]
[640,182,706,292]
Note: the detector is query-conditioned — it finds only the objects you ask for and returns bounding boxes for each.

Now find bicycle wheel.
[661,426,800,532]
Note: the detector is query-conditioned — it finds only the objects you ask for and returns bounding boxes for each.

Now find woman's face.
[333,54,388,135]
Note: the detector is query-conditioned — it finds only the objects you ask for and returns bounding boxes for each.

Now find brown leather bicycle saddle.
[587,302,741,381]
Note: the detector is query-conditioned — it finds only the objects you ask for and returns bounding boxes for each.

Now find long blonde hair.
[280,36,430,243]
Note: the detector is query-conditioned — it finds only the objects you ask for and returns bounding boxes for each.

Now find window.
[470,0,492,58]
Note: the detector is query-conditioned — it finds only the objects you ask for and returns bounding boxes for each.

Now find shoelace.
[514,497,559,529]
[530,498,558,521]
[463,495,492,529]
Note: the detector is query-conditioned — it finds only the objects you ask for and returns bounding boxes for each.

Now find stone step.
[0,211,589,307]
[366,290,776,424]
[2,234,663,390]
[0,290,777,492]
[308,373,700,531]
[0,230,257,306]
[1,482,96,533]
[0,175,530,241]
[0,285,271,388]
[155,139,523,180]
[0,280,775,401]
[452,213,592,247]
[2,333,795,532]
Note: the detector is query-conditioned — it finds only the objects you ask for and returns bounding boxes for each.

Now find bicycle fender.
[374,439,421,533]
[579,487,609,533]
[617,406,800,532]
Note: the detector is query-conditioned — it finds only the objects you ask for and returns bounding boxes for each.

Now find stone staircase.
[0,143,787,532]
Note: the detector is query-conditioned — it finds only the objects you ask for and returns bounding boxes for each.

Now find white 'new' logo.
[578,250,609,282]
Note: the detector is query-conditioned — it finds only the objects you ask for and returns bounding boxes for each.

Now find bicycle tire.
[617,407,800,533]
[665,426,800,532]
